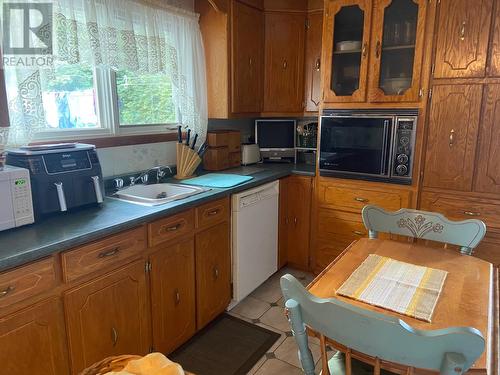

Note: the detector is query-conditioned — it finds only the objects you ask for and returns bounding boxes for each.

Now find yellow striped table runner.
[337,254,447,322]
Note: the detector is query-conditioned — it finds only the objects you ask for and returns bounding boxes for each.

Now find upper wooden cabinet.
[423,84,483,192]
[489,2,500,77]
[433,0,493,79]
[304,11,324,112]
[231,0,264,113]
[322,0,428,104]
[263,11,306,113]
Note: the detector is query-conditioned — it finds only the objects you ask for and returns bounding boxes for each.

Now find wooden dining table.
[307,238,499,375]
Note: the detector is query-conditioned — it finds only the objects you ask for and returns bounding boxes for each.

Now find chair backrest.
[361,205,486,255]
[280,274,485,375]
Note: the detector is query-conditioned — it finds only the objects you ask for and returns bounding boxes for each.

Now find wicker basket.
[80,354,194,375]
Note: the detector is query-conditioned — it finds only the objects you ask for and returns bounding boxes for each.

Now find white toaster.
[241,144,261,165]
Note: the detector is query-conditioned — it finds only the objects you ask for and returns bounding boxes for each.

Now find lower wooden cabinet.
[64,261,151,374]
[0,298,69,375]
[150,239,196,354]
[195,221,231,329]
[279,176,313,270]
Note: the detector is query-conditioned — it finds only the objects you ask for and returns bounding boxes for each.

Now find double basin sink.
[112,183,209,206]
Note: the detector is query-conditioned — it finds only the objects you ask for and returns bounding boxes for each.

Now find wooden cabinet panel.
[420,192,500,233]
[304,11,323,112]
[0,257,56,309]
[423,85,482,191]
[489,1,500,76]
[263,11,306,112]
[61,227,146,283]
[0,298,69,375]
[195,197,230,230]
[433,0,493,78]
[322,0,372,103]
[150,239,196,354]
[314,236,352,273]
[231,0,264,113]
[195,222,231,329]
[474,234,500,267]
[148,209,195,247]
[474,85,500,194]
[280,176,312,270]
[64,261,150,373]
[278,178,288,269]
[317,182,410,213]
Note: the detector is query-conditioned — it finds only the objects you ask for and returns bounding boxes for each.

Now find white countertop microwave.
[0,166,34,231]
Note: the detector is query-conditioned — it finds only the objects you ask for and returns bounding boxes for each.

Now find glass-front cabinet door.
[368,0,428,102]
[322,0,372,103]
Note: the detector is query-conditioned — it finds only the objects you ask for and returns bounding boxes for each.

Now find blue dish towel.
[181,173,254,188]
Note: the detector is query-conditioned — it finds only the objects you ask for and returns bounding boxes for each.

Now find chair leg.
[285,299,315,375]
[459,246,473,256]
[440,353,466,375]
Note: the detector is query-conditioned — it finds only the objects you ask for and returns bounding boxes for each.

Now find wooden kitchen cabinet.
[423,84,483,191]
[279,176,313,270]
[150,239,196,354]
[304,10,323,112]
[195,222,231,329]
[0,298,70,375]
[488,1,500,77]
[474,84,500,194]
[64,261,150,374]
[263,11,306,113]
[433,0,493,78]
[322,0,372,103]
[231,0,264,113]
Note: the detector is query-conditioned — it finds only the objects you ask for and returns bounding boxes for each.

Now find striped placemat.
[337,254,448,322]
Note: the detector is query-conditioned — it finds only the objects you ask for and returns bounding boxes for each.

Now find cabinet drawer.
[61,227,146,283]
[195,197,229,230]
[317,209,368,238]
[149,209,195,247]
[420,192,500,231]
[318,183,410,213]
[0,258,57,309]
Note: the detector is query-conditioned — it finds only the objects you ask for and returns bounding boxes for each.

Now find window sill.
[30,132,181,148]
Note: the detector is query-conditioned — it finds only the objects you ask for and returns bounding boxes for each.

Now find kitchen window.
[1,0,207,147]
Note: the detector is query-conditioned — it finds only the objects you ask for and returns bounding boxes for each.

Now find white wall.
[96,141,177,177]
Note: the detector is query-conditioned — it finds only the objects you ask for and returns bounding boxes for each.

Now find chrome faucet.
[131,165,174,185]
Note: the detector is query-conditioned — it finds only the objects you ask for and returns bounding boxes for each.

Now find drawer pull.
[207,209,220,217]
[352,230,365,236]
[354,197,369,203]
[0,285,15,298]
[162,223,182,232]
[463,211,481,217]
[98,247,120,258]
[213,267,219,280]
[174,289,181,305]
[111,327,118,347]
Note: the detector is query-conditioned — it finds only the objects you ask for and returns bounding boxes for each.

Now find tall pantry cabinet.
[421,0,500,266]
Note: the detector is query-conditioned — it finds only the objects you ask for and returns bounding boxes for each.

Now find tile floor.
[228,267,332,374]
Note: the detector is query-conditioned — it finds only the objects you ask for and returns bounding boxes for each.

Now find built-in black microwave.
[319,109,418,185]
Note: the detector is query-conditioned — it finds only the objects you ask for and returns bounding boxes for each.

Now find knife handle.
[191,134,198,149]
[177,126,182,143]
[186,129,191,145]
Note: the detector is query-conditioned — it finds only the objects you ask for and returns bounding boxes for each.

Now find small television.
[255,119,296,161]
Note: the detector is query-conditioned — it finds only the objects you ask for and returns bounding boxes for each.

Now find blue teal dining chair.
[280,274,485,375]
[361,205,486,255]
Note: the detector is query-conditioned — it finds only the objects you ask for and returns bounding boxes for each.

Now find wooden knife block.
[175,143,201,179]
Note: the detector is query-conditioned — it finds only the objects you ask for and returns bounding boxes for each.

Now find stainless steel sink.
[111,183,209,206]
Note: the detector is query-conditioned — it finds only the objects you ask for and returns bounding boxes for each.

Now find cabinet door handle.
[162,223,182,232]
[463,211,481,217]
[98,247,120,258]
[249,57,253,66]
[353,230,365,236]
[315,58,321,71]
[449,129,455,147]
[294,217,298,225]
[283,59,288,69]
[111,327,118,347]
[0,285,15,298]
[375,41,381,58]
[174,289,181,305]
[362,42,368,58]
[354,197,369,203]
[207,208,220,217]
[213,267,219,280]
[459,21,466,41]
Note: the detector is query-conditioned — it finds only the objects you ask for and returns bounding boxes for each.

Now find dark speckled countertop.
[0,163,315,272]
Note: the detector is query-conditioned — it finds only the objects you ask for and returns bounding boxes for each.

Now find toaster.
[241,144,261,165]
[6,144,104,218]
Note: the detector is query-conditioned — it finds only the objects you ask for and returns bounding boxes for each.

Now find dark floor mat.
[170,314,281,375]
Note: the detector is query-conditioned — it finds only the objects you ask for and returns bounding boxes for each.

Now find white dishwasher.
[230,180,279,307]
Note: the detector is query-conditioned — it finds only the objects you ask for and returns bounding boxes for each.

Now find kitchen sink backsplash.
[96,141,177,177]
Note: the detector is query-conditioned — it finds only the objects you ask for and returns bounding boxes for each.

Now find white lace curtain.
[3,0,207,146]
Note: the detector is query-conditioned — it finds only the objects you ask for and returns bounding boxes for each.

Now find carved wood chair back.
[361,205,486,255]
[280,274,485,375]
